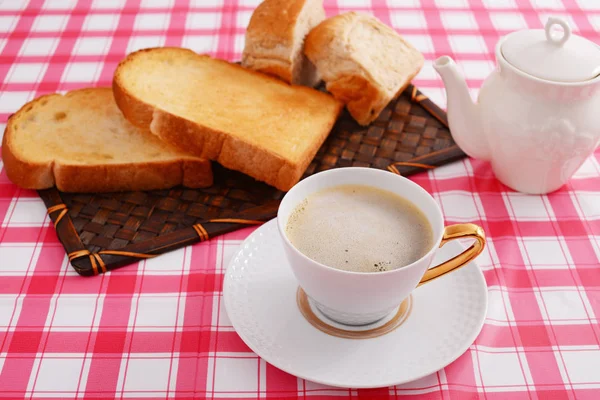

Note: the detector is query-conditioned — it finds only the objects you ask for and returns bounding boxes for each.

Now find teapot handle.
[545,17,571,46]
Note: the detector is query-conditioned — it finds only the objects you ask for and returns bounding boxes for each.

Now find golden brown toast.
[113,47,343,191]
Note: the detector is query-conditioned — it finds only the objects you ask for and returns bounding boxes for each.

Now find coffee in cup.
[277,167,485,326]
[285,184,434,273]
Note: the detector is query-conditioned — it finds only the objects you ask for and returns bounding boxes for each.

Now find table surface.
[1,0,600,399]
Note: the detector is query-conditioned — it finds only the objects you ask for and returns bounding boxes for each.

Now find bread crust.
[113,48,342,192]
[305,12,424,125]
[2,88,213,193]
[242,0,325,86]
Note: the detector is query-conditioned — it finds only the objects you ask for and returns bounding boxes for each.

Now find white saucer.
[223,219,488,389]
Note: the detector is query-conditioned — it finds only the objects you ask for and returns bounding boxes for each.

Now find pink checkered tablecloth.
[1,0,600,398]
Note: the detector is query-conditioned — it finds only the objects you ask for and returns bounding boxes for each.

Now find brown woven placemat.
[38,84,464,276]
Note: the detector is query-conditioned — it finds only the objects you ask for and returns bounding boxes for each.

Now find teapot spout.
[433,56,490,161]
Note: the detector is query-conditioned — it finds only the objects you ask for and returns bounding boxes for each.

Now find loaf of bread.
[305,12,424,126]
[2,88,213,192]
[242,0,325,87]
[113,48,343,191]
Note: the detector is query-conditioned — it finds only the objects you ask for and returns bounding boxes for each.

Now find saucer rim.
[223,218,488,389]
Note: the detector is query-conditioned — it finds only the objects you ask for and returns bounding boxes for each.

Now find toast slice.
[113,48,343,191]
[2,88,213,193]
[305,12,424,126]
[242,0,325,87]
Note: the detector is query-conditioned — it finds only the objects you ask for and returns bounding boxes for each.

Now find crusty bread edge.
[2,89,213,193]
[305,12,424,125]
[149,107,337,192]
[113,49,343,191]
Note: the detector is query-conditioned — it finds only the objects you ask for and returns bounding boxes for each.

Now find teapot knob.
[545,17,571,46]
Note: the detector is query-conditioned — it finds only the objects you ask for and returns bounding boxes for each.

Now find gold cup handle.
[417,223,486,287]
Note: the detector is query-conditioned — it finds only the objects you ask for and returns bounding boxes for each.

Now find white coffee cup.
[277,167,485,326]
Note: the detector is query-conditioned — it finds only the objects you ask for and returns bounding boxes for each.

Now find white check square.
[19,38,59,56]
[449,35,487,53]
[52,296,101,328]
[190,0,224,6]
[562,350,600,384]
[0,16,18,33]
[214,358,258,392]
[439,192,481,221]
[0,1,26,10]
[6,63,47,83]
[134,13,170,31]
[456,60,494,80]
[387,0,421,6]
[440,11,478,29]
[435,0,469,7]
[432,160,468,178]
[124,358,171,391]
[482,0,516,7]
[83,14,119,31]
[489,12,527,31]
[73,37,112,56]
[141,0,174,7]
[0,92,33,113]
[341,0,371,6]
[0,245,36,272]
[135,295,178,327]
[237,11,253,28]
[61,62,102,83]
[32,15,69,32]
[401,34,434,53]
[523,239,568,268]
[539,290,589,321]
[34,357,85,392]
[504,193,552,220]
[578,0,600,9]
[145,248,185,273]
[390,11,427,29]
[415,61,438,81]
[186,12,222,30]
[91,0,126,8]
[8,199,48,226]
[43,0,77,9]
[239,0,262,5]
[531,0,564,9]
[235,34,246,54]
[182,35,217,54]
[0,295,21,327]
[574,192,600,219]
[126,36,166,53]
[478,351,527,387]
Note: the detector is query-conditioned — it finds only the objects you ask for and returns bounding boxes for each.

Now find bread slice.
[113,48,343,191]
[242,0,325,87]
[2,87,213,193]
[305,12,424,126]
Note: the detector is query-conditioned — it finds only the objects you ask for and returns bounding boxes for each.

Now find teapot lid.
[501,17,600,83]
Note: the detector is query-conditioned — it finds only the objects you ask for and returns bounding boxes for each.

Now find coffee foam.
[285,184,434,273]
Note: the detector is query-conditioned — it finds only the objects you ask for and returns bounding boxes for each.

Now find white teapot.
[434,17,600,194]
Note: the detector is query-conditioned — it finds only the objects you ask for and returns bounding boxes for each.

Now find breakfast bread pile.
[242,0,325,87]
[2,0,424,193]
[305,12,424,126]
